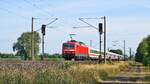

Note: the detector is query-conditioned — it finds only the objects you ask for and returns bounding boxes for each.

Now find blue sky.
[0,0,150,55]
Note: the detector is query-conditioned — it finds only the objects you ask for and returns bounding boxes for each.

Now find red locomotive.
[62,40,124,60]
[62,40,88,60]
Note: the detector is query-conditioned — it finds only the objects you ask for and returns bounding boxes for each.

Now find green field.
[0,58,21,61]
[0,57,64,61]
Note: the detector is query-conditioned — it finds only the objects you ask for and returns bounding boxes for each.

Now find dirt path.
[100,64,150,84]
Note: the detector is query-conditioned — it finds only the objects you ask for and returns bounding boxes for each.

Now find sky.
[0,0,150,55]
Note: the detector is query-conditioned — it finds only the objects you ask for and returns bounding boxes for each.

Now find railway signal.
[40,18,58,60]
[41,24,46,60]
[30,17,58,61]
[99,23,103,34]
[98,23,103,64]
[41,24,46,35]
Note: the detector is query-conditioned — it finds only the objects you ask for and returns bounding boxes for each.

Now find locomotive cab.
[62,42,76,60]
[62,40,89,60]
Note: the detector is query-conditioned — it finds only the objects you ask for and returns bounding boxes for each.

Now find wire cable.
[23,0,52,17]
[0,7,29,20]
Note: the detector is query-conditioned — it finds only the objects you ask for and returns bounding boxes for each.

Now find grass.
[142,66,150,82]
[0,57,21,61]
[43,57,64,61]
[0,57,64,62]
[0,61,129,84]
[111,61,150,83]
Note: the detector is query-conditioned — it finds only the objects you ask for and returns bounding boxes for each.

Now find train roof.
[89,48,99,51]
[107,52,123,57]
[63,40,88,47]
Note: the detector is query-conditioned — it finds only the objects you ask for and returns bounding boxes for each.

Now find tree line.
[135,35,150,66]
[109,49,123,55]
[0,53,15,58]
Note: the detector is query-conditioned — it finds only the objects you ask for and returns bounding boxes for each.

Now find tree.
[13,32,41,60]
[135,38,148,62]
[109,49,123,55]
[135,35,150,66]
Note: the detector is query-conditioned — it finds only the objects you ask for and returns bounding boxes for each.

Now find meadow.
[0,61,129,84]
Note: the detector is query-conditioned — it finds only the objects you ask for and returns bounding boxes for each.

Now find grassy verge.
[43,57,64,61]
[0,61,129,84]
[142,66,150,82]
[127,61,150,82]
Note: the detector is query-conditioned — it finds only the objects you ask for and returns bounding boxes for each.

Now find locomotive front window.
[63,44,74,49]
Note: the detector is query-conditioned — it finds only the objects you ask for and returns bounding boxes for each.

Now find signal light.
[99,23,103,34]
[41,24,46,35]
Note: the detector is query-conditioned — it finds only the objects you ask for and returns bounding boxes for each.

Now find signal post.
[98,23,103,64]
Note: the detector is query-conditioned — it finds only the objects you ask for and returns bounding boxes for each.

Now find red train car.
[62,40,88,60]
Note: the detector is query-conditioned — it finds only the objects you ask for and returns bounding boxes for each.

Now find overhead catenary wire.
[34,17,58,34]
[23,0,52,17]
[78,18,98,31]
[0,7,29,20]
[92,42,104,48]
[46,18,58,26]
[111,41,135,56]
[0,0,48,19]
[0,0,30,20]
[0,0,24,9]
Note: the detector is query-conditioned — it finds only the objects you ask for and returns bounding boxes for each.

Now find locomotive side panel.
[75,44,88,60]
